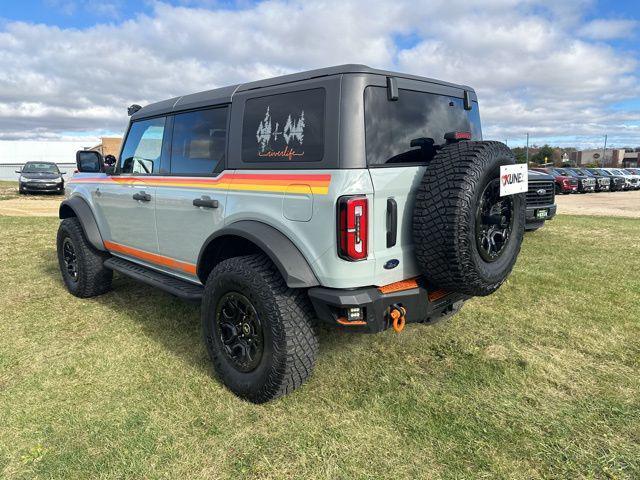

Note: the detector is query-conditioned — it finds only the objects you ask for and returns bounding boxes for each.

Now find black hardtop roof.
[131,64,476,120]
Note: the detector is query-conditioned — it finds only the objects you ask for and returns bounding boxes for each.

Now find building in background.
[570,148,627,167]
[87,137,123,157]
[621,150,639,168]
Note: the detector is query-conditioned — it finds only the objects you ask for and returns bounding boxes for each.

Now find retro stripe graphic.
[104,241,197,275]
[68,173,332,195]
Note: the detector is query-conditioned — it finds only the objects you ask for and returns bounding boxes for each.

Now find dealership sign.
[499,164,528,197]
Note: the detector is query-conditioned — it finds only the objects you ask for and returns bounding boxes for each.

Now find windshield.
[555,168,571,176]
[22,162,60,174]
[612,169,625,175]
[364,87,482,166]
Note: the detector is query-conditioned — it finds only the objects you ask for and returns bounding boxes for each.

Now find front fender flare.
[59,196,106,251]
[198,221,319,289]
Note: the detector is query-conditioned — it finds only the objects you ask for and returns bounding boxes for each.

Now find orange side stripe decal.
[67,173,332,194]
[104,241,197,275]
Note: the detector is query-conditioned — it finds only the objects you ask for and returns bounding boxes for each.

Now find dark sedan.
[17,162,66,194]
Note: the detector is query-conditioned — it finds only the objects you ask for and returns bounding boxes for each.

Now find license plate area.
[536,209,548,219]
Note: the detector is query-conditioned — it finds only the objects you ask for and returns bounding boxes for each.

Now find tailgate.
[368,166,425,286]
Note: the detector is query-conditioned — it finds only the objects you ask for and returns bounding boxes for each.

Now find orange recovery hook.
[389,304,407,333]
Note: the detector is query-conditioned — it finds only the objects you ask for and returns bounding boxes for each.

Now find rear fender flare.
[197,221,319,289]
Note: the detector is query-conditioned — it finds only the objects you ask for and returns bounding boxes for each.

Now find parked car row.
[532,166,640,193]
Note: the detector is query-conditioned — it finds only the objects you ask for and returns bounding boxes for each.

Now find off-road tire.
[57,217,113,298]
[413,141,525,296]
[202,254,318,403]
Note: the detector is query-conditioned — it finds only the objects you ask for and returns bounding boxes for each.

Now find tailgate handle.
[386,198,397,248]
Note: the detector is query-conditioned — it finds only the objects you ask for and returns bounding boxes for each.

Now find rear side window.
[120,117,166,174]
[241,88,325,163]
[365,87,482,166]
[170,107,228,175]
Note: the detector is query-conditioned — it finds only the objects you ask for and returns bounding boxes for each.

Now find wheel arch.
[197,221,319,289]
[59,196,106,251]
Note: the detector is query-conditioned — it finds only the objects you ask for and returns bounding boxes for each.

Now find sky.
[0,0,638,149]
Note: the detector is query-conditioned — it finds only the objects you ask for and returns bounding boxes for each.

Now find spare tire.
[412,141,524,296]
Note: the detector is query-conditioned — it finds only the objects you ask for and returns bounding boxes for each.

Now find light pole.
[602,134,607,168]
[526,133,529,165]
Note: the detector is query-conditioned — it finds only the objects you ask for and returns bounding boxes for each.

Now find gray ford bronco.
[58,65,525,403]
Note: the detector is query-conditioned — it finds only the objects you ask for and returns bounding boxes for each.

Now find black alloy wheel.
[215,292,264,373]
[62,237,79,281]
[475,178,514,263]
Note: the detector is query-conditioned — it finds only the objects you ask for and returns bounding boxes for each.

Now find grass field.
[0,214,639,479]
[0,181,18,200]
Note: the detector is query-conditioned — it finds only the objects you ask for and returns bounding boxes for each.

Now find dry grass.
[0,215,638,479]
[0,181,19,201]
[0,181,63,216]
[555,190,640,218]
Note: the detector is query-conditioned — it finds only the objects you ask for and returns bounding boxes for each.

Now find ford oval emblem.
[536,188,547,195]
[384,259,399,270]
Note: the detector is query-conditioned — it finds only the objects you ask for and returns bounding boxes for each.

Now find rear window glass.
[242,88,325,163]
[365,87,482,166]
[170,107,228,175]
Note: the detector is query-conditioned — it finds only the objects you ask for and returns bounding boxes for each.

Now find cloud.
[579,18,638,40]
[0,0,638,147]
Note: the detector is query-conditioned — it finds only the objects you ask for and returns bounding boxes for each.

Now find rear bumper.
[308,279,469,333]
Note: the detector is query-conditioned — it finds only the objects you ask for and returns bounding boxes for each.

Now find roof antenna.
[127,104,142,116]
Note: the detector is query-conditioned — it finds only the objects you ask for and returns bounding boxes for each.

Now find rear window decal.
[256,107,305,160]
[242,88,325,163]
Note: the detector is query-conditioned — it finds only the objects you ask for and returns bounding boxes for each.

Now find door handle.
[193,196,219,209]
[132,191,151,202]
[386,198,397,248]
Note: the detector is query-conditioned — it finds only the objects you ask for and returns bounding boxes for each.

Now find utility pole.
[526,133,529,165]
[602,134,607,168]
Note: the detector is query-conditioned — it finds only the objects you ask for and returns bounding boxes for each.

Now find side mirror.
[15,169,21,174]
[76,150,104,173]
[60,171,67,175]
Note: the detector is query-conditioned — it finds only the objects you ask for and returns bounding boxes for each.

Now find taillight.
[337,195,368,261]
[444,131,472,142]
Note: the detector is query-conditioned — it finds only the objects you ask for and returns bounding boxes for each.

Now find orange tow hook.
[389,305,407,333]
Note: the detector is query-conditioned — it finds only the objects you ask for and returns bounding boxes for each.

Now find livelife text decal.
[256,107,305,160]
